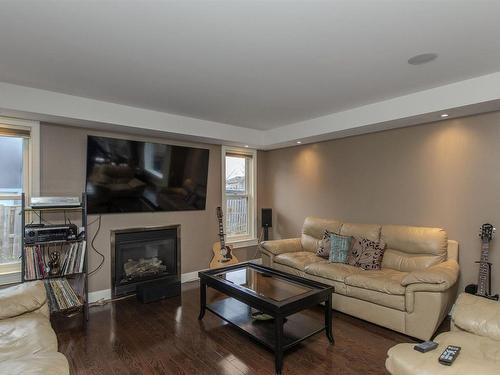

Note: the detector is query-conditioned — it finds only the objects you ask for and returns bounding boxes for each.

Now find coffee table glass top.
[214,265,313,302]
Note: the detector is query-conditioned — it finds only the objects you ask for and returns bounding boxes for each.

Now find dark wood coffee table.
[198,263,334,375]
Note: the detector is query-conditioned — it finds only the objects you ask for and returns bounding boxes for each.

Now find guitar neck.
[218,218,226,248]
[477,240,491,296]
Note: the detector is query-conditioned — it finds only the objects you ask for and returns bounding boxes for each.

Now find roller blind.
[0,126,30,138]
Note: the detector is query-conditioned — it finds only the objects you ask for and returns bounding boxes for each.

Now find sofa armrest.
[452,292,500,341]
[0,281,47,320]
[260,238,302,256]
[401,259,459,291]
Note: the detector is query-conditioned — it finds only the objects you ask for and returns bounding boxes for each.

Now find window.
[222,147,257,247]
[0,118,39,283]
[144,142,168,179]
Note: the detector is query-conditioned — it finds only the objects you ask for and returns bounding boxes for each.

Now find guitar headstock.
[216,206,223,220]
[480,223,495,241]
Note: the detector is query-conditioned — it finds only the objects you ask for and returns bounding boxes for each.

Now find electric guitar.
[209,207,238,269]
[465,223,499,300]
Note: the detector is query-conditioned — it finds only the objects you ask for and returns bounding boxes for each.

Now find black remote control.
[438,345,460,365]
[414,341,438,353]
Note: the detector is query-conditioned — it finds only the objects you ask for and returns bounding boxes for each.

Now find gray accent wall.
[260,111,500,294]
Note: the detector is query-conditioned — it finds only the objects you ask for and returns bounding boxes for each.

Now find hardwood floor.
[56,282,443,375]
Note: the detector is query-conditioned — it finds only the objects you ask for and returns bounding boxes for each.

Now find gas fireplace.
[111,225,180,297]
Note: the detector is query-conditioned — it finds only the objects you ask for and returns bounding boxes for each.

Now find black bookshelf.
[21,193,89,323]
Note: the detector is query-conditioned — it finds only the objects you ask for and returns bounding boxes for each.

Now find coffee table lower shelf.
[207,297,325,351]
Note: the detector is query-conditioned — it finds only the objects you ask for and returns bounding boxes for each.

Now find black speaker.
[262,208,272,228]
[261,208,272,241]
[136,278,181,303]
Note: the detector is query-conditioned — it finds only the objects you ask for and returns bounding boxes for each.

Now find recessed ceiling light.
[441,113,449,118]
[244,145,249,148]
[296,141,302,144]
[408,53,438,65]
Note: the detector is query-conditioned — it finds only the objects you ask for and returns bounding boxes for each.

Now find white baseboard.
[88,289,112,303]
[88,258,262,304]
[181,270,199,283]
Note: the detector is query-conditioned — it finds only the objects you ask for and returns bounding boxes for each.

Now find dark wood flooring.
[56,282,446,375]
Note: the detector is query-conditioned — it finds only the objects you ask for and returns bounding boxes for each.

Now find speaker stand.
[263,225,269,241]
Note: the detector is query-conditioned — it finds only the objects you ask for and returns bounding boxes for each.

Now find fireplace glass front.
[112,226,179,296]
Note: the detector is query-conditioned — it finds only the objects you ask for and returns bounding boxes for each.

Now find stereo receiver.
[24,224,79,244]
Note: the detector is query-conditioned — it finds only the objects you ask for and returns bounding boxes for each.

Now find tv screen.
[85,136,210,214]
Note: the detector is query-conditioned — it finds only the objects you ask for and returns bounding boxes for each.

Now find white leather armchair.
[386,293,500,374]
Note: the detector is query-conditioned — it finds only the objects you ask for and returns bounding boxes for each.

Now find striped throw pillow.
[328,233,352,263]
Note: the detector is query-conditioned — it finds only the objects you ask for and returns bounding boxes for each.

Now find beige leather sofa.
[0,281,69,374]
[260,217,459,340]
[386,293,500,374]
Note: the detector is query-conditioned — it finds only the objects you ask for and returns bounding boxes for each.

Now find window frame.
[221,146,257,248]
[0,116,40,284]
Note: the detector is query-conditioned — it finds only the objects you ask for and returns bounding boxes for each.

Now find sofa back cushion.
[0,281,47,320]
[340,223,381,241]
[452,293,500,341]
[301,217,342,252]
[381,225,448,271]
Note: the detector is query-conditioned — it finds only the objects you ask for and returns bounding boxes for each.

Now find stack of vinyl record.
[45,278,83,312]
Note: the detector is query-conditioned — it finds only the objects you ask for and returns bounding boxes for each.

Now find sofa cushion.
[0,281,47,320]
[274,252,325,271]
[340,223,381,242]
[346,286,406,311]
[381,225,447,272]
[0,352,69,375]
[0,312,57,362]
[301,217,342,252]
[304,262,361,282]
[344,269,407,295]
[452,293,500,341]
[386,331,500,375]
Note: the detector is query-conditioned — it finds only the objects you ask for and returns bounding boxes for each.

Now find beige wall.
[40,123,258,293]
[261,111,500,294]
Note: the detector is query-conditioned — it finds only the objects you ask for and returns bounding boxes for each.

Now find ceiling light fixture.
[440,113,449,118]
[244,145,249,148]
[296,141,302,144]
[408,53,438,65]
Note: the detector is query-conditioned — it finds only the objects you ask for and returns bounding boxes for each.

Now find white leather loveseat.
[260,217,460,340]
[0,281,69,374]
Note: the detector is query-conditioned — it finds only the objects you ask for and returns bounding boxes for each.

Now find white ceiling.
[1,0,500,132]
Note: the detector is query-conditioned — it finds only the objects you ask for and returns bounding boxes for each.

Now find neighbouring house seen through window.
[223,147,257,244]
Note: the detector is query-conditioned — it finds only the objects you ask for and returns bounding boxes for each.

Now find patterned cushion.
[347,237,386,270]
[328,233,352,263]
[316,229,331,258]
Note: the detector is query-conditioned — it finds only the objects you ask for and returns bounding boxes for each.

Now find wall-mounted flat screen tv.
[86,136,210,214]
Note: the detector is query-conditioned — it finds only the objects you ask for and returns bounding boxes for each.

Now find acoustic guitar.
[209,207,239,269]
[465,223,499,300]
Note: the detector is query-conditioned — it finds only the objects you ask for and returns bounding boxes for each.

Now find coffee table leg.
[325,294,334,344]
[275,316,284,375]
[198,280,206,320]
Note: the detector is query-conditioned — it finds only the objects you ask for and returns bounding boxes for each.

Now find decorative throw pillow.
[347,237,386,270]
[328,233,352,263]
[316,229,332,258]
